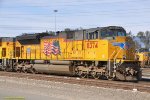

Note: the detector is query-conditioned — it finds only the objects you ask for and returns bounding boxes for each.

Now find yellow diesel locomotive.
[136,48,150,68]
[0,26,142,81]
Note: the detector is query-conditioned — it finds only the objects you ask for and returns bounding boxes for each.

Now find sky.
[0,0,150,37]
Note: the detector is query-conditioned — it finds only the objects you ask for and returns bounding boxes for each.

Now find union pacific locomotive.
[136,48,150,68]
[0,26,142,81]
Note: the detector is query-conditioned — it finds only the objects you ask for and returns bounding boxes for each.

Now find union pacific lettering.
[86,41,98,48]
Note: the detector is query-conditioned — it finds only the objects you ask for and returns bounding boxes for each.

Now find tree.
[144,31,150,49]
[135,31,150,50]
[64,28,71,32]
[137,31,144,37]
[145,31,150,37]
[127,31,132,36]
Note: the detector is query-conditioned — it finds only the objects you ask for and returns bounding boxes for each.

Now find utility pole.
[54,10,58,35]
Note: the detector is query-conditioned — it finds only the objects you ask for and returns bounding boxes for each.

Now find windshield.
[101,29,126,37]
[117,32,126,36]
[101,30,114,37]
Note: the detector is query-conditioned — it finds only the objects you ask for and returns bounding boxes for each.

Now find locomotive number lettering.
[87,41,98,48]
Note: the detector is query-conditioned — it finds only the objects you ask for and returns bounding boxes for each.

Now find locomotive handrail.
[108,48,122,77]
[108,50,116,76]
[113,48,122,77]
[114,48,122,60]
[109,51,116,60]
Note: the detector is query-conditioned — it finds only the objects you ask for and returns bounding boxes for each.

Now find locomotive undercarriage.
[115,62,142,81]
[0,59,36,73]
[0,59,142,81]
[72,61,107,79]
[72,61,142,81]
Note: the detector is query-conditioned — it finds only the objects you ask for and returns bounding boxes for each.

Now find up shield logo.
[112,42,130,50]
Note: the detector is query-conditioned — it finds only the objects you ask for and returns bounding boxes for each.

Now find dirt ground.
[0,76,150,100]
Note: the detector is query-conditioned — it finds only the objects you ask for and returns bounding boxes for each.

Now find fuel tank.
[33,60,73,75]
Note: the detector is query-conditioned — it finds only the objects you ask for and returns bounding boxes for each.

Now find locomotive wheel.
[91,71,100,79]
[19,67,27,73]
[79,71,87,78]
[4,67,9,72]
[80,73,87,78]
[94,74,100,79]
[4,66,11,72]
[30,68,37,74]
[16,69,21,73]
[74,70,80,76]
[22,69,27,73]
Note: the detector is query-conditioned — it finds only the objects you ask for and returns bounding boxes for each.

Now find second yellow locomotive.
[136,48,150,68]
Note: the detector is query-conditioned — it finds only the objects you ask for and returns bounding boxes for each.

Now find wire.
[0,0,150,32]
[0,22,150,30]
[1,0,148,8]
[1,6,150,17]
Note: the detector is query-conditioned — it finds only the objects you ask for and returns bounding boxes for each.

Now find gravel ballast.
[0,76,149,100]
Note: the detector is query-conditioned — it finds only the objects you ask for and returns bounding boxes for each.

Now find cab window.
[101,30,114,37]
[117,32,126,36]
[86,31,99,39]
[101,29,126,37]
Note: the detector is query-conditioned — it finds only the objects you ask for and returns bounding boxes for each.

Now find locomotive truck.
[0,26,142,81]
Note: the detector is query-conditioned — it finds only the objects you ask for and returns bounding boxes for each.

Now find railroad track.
[0,71,150,93]
[142,68,150,78]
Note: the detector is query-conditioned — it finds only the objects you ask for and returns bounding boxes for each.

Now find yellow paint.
[15,41,41,60]
[137,52,149,61]
[0,36,137,62]
[0,41,14,59]
[39,36,136,62]
[136,52,150,67]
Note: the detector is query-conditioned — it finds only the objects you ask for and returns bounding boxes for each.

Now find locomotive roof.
[41,26,125,39]
[84,26,125,31]
[42,35,58,39]
[0,37,16,42]
[16,32,49,40]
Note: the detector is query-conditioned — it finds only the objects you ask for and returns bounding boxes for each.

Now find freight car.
[0,26,142,81]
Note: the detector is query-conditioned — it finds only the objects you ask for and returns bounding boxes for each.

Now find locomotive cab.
[70,26,141,81]
[100,26,126,39]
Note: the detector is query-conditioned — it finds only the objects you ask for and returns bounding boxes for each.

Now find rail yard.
[0,25,150,99]
[0,70,150,93]
[0,70,150,100]
[1,0,150,100]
